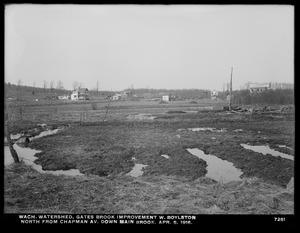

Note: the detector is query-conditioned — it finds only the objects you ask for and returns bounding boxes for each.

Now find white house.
[71,88,89,100]
[111,93,122,101]
[211,90,218,100]
[162,95,169,102]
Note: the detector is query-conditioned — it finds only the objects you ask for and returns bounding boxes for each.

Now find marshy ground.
[4,100,294,214]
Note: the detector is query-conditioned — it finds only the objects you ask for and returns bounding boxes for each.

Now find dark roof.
[75,88,88,94]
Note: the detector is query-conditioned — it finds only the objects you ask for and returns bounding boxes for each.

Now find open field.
[4,99,294,214]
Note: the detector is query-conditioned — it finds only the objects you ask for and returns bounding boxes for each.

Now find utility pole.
[229,67,233,111]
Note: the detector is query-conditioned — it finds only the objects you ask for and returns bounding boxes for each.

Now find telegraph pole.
[229,67,233,110]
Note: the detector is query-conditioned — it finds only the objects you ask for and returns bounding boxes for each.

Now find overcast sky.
[5,4,294,91]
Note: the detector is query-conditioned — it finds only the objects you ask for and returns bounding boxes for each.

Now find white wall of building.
[162,95,169,102]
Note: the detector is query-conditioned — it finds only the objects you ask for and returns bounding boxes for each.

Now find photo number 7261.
[274,217,285,222]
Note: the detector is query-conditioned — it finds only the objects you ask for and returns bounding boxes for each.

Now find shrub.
[91,102,98,110]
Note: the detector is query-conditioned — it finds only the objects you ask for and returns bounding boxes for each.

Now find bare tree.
[49,81,55,100]
[56,80,64,90]
[50,80,54,95]
[73,81,78,91]
[103,89,113,122]
[146,85,150,99]
[43,80,47,92]
[50,80,54,90]
[17,79,22,90]
[96,81,99,96]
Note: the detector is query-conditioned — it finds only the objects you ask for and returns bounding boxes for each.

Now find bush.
[91,102,98,110]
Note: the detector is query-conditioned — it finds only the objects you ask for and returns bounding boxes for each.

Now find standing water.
[241,144,294,161]
[4,128,84,176]
[30,129,60,141]
[127,164,148,177]
[161,154,170,159]
[277,145,293,150]
[127,114,156,120]
[188,127,227,132]
[187,148,243,183]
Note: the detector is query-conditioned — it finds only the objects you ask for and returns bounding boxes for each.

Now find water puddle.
[161,154,169,159]
[127,164,148,177]
[187,148,243,183]
[277,145,293,150]
[188,127,227,132]
[241,144,294,161]
[5,144,41,166]
[233,129,244,132]
[4,127,84,176]
[127,114,156,120]
[5,144,83,176]
[177,129,186,132]
[30,129,61,141]
[184,111,198,114]
[10,133,24,140]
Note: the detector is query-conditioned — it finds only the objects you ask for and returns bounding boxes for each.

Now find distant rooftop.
[249,83,270,88]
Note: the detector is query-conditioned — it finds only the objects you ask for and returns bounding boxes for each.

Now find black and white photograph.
[4,4,294,225]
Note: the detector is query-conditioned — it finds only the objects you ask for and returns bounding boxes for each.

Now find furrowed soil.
[4,100,294,214]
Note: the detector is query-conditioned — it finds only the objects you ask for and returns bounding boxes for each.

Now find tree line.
[123,88,211,100]
[222,89,294,105]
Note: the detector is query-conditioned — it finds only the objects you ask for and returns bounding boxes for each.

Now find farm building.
[71,88,89,100]
[110,91,134,101]
[162,95,169,102]
[111,93,122,101]
[249,83,271,94]
[211,90,218,100]
[58,95,70,100]
[160,93,176,102]
[121,91,133,99]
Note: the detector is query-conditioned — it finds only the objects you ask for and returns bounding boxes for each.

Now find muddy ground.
[4,103,294,214]
[27,110,294,187]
